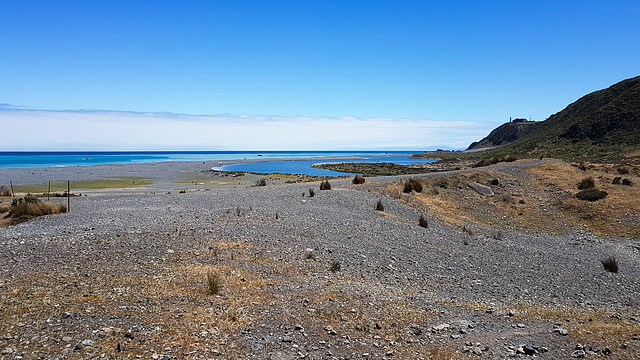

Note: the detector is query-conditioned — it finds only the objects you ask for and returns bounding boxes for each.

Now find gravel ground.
[1,160,639,359]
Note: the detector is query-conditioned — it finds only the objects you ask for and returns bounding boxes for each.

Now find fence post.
[48,181,51,201]
[67,180,70,212]
[10,180,14,198]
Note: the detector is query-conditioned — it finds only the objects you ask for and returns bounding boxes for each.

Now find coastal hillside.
[472,75,640,160]
[467,120,538,150]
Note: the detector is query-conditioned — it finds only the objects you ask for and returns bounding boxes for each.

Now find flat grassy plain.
[12,177,155,194]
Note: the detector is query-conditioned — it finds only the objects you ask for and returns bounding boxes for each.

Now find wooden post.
[67,180,70,211]
[48,181,51,201]
[10,180,14,198]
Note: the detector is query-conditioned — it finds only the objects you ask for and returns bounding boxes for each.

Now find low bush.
[418,215,428,228]
[600,257,618,273]
[353,174,365,184]
[575,188,608,202]
[577,177,595,190]
[320,180,331,190]
[403,178,423,193]
[255,178,267,186]
[375,199,384,212]
[309,188,315,197]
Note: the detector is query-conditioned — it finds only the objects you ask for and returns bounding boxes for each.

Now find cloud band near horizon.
[0,107,494,151]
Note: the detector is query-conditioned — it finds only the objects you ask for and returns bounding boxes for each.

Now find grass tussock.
[254,178,267,187]
[320,180,332,190]
[577,177,595,190]
[375,199,384,212]
[352,174,366,184]
[403,178,423,193]
[8,200,67,220]
[206,271,222,295]
[418,215,428,228]
[600,257,618,273]
[0,186,12,197]
[308,188,315,197]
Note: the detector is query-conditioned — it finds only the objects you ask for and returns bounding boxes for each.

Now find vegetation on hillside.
[417,75,640,163]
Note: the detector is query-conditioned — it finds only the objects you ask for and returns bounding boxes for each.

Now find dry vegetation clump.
[375,199,384,212]
[577,177,595,190]
[7,197,67,223]
[206,271,222,295]
[0,185,12,197]
[617,166,630,175]
[418,214,428,228]
[254,178,267,186]
[320,180,332,190]
[403,178,423,193]
[308,188,315,197]
[600,257,618,273]
[352,174,366,184]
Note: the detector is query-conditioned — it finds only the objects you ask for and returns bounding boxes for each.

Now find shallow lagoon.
[217,155,436,176]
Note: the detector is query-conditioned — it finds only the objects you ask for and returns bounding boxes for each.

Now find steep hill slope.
[467,121,538,150]
[472,75,640,161]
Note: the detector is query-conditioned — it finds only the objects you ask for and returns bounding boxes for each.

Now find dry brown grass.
[514,304,640,344]
[369,162,640,237]
[9,201,67,218]
[528,162,640,237]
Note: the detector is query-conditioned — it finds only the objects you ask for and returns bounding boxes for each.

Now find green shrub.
[353,175,365,184]
[576,188,607,202]
[577,177,595,190]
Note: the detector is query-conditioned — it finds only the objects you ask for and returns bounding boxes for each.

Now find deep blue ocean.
[0,151,435,176]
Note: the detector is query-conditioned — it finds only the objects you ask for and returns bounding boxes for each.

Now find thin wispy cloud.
[0,107,494,151]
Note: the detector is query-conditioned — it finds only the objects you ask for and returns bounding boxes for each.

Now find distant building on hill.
[509,117,532,123]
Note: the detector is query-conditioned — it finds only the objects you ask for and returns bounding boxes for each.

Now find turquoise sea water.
[0,151,433,175]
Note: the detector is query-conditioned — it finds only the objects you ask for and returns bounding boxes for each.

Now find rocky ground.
[1,160,639,359]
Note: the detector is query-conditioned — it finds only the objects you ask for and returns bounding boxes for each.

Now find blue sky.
[1,1,639,150]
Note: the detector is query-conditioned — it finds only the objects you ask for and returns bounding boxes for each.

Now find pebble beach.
[1,159,639,359]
